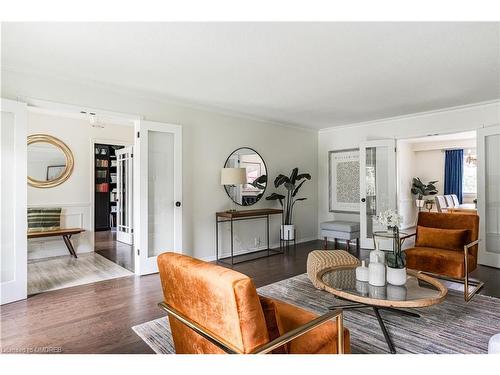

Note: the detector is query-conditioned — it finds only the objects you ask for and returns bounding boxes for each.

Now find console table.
[216,208,283,265]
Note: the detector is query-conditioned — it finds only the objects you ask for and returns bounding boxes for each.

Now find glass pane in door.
[148,130,174,257]
[485,134,500,254]
[119,155,128,231]
[364,145,392,240]
[1,111,15,283]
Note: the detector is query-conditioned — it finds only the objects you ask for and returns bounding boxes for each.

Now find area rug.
[28,252,133,295]
[132,273,500,354]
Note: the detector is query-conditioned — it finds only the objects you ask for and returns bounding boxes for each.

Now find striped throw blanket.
[27,207,62,233]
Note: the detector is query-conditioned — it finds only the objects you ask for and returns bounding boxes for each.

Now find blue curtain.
[444,149,464,203]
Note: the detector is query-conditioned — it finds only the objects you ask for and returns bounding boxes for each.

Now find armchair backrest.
[416,212,479,260]
[157,252,269,354]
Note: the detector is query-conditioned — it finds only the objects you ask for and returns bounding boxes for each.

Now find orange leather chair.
[157,252,350,354]
[404,212,482,301]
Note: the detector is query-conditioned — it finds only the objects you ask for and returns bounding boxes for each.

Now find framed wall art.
[329,148,360,213]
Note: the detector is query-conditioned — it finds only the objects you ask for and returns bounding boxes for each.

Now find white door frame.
[115,146,134,245]
[134,119,183,275]
[1,99,28,305]
[477,124,500,268]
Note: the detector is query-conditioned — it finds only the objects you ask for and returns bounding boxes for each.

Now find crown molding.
[318,99,500,133]
[2,65,317,133]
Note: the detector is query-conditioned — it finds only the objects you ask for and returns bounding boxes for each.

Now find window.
[463,149,477,194]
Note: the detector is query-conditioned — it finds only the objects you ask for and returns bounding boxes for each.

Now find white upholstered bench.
[320,220,360,251]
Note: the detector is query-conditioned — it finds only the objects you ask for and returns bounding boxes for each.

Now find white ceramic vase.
[280,224,295,240]
[416,199,425,208]
[368,255,386,286]
[369,247,385,265]
[355,260,369,282]
[386,266,407,286]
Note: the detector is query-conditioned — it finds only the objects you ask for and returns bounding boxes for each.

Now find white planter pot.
[386,266,407,286]
[416,199,425,208]
[281,224,295,240]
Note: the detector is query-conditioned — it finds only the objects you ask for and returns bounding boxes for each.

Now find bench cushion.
[320,221,360,232]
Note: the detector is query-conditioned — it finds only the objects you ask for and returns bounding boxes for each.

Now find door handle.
[175,201,181,207]
[361,198,366,202]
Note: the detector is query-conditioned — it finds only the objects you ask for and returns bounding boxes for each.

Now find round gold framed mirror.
[27,134,74,188]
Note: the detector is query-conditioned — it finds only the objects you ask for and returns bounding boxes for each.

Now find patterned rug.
[28,252,133,295]
[132,273,500,354]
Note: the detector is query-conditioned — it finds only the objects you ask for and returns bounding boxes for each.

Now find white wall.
[318,101,499,230]
[27,111,134,259]
[3,70,318,261]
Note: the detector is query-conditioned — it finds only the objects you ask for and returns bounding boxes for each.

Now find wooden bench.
[27,228,85,258]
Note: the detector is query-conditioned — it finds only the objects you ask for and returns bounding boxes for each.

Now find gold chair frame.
[401,233,484,302]
[158,301,346,354]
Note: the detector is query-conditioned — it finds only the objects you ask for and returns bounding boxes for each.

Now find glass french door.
[359,139,397,249]
[116,146,134,245]
[477,125,500,268]
[1,99,28,304]
[134,120,182,275]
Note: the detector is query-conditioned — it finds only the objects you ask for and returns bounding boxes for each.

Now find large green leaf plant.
[266,168,311,225]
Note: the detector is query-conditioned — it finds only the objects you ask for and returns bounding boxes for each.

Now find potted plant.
[424,199,434,212]
[411,178,438,209]
[376,209,406,286]
[266,167,311,240]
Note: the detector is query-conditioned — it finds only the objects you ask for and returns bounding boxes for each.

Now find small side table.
[216,208,283,265]
[372,230,414,251]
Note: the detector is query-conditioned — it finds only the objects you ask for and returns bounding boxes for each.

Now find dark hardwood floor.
[1,239,499,354]
[95,230,134,272]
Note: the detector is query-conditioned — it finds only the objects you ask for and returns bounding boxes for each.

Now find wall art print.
[329,149,360,213]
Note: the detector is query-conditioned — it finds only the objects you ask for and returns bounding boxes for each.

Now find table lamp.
[221,167,247,212]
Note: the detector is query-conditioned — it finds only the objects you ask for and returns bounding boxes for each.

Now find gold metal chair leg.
[420,271,484,302]
[337,311,344,354]
[464,273,484,302]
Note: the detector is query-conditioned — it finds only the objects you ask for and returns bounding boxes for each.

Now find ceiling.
[2,22,499,130]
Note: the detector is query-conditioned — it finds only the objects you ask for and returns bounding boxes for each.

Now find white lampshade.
[221,168,247,185]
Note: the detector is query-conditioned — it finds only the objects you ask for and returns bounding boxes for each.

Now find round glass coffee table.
[318,265,447,353]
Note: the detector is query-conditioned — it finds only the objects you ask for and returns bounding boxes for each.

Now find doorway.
[396,131,477,230]
[2,98,184,305]
[93,143,135,272]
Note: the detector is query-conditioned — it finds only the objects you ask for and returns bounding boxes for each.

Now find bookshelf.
[94,144,123,231]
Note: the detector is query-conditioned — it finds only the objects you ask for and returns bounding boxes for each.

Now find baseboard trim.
[198,236,319,262]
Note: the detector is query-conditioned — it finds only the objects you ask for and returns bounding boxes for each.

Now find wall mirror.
[223,147,267,206]
[27,134,74,188]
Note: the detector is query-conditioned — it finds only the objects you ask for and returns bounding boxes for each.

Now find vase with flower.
[376,209,407,286]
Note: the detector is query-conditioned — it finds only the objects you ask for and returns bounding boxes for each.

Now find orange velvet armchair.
[404,212,482,301]
[157,252,350,354]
